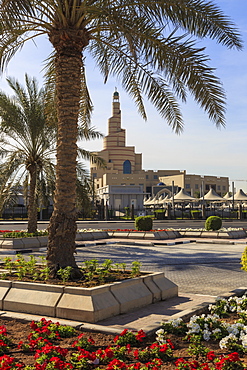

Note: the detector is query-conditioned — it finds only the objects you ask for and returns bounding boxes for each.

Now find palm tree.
[0,74,57,233]
[0,0,242,271]
[0,74,104,233]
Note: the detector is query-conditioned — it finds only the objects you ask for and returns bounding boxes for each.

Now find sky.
[0,0,247,192]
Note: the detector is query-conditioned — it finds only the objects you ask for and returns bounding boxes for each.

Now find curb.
[1,287,246,336]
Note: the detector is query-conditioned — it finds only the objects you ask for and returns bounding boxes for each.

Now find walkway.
[74,237,247,296]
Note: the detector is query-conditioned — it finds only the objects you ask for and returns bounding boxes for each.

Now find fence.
[1,205,246,221]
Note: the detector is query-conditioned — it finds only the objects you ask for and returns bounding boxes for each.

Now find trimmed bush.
[135,216,153,231]
[205,216,222,231]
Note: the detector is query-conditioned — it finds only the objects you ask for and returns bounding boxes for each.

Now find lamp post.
[232,181,235,213]
[172,181,175,219]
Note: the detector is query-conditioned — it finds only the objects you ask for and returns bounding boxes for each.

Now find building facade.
[90,91,229,208]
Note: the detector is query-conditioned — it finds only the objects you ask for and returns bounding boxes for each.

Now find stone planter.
[3,281,63,317]
[0,232,109,250]
[183,230,247,239]
[0,236,48,250]
[0,272,178,323]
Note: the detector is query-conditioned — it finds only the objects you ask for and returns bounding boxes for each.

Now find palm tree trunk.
[46,45,82,270]
[27,166,37,233]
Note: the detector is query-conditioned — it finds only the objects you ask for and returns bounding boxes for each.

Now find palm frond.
[77,148,107,169]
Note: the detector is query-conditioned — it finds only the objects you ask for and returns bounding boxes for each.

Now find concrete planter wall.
[0,272,178,323]
[0,236,48,249]
[0,229,245,251]
[109,230,178,240]
[182,230,247,239]
[110,229,247,239]
[0,232,108,250]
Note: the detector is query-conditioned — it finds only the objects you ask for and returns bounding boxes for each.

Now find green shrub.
[135,216,153,231]
[205,216,222,231]
[124,207,130,218]
[190,210,201,219]
[241,246,247,272]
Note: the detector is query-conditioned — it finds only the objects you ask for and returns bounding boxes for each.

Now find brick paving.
[75,237,247,296]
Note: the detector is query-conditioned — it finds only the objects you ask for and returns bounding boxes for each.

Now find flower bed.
[1,293,247,369]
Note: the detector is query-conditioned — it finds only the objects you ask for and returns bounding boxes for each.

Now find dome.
[157,182,165,186]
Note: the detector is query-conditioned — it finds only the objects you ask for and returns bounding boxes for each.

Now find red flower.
[206,350,216,361]
[107,359,127,370]
[0,326,7,336]
[228,352,240,362]
[201,364,211,370]
[120,329,128,336]
[88,336,95,345]
[133,349,139,359]
[136,329,146,341]
[175,357,187,365]
[105,348,114,358]
[166,339,174,349]
[159,344,169,353]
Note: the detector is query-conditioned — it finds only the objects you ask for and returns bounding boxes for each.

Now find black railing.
[1,205,244,221]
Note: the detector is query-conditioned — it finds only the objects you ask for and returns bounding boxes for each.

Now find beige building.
[159,172,228,197]
[90,91,229,207]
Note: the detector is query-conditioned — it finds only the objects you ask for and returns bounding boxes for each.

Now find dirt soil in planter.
[1,315,247,369]
[0,269,146,287]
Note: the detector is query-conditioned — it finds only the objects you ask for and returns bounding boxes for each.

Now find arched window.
[123,160,131,174]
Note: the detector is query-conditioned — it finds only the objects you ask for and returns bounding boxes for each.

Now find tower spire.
[113,89,119,102]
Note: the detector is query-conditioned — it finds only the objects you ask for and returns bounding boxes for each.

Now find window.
[146,175,149,179]
[92,173,97,178]
[108,159,112,163]
[123,160,131,174]
[217,185,221,190]
[153,175,158,179]
[195,184,199,189]
[223,186,226,191]
[185,184,190,189]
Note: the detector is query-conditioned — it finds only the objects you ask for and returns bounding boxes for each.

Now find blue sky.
[0,0,247,192]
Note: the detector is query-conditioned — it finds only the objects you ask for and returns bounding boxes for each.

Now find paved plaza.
[73,239,247,297]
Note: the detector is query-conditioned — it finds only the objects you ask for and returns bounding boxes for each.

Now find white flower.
[212,328,222,334]
[208,304,214,312]
[241,334,247,348]
[203,329,211,341]
[219,334,238,349]
[189,315,199,323]
[169,318,183,327]
[156,329,165,335]
[187,323,201,334]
